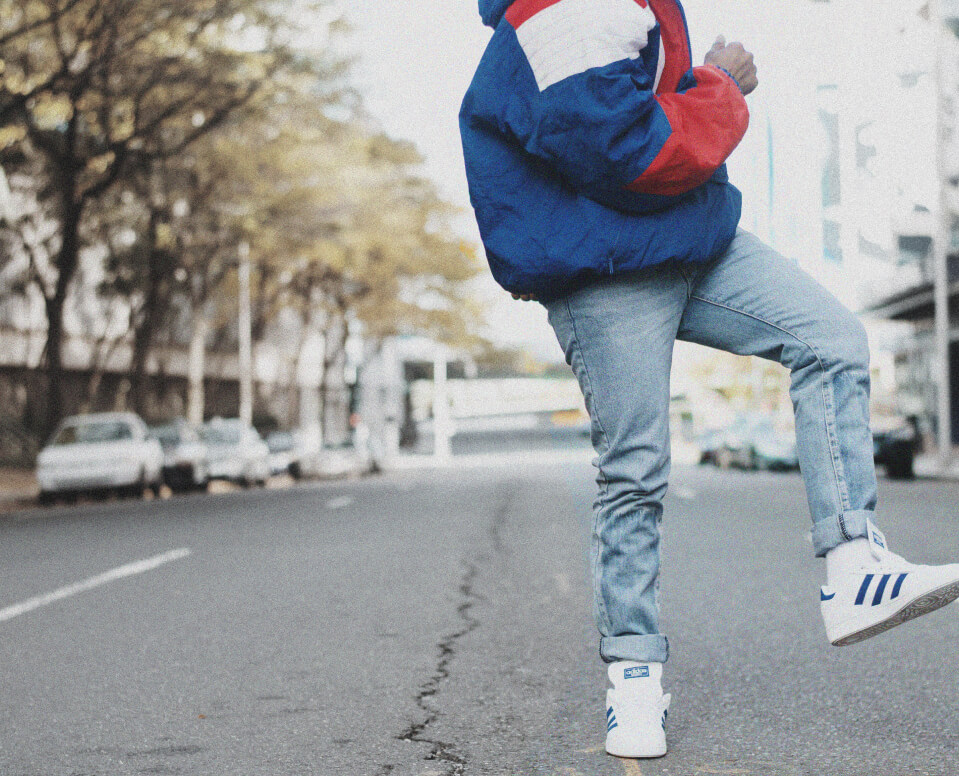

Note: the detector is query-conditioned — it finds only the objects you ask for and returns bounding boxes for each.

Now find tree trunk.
[82,336,124,414]
[318,325,334,447]
[319,308,349,446]
[129,212,167,417]
[42,197,83,438]
[187,313,209,426]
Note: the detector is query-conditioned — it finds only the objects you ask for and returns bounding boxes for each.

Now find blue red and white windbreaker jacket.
[460,0,750,300]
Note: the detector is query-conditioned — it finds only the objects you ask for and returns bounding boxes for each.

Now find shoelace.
[858,548,918,574]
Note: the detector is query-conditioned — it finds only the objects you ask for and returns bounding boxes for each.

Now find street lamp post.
[0,165,13,224]
[433,349,453,462]
[933,0,954,471]
[238,240,253,427]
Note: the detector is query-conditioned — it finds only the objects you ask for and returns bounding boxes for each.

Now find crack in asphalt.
[396,562,479,774]
[384,484,512,776]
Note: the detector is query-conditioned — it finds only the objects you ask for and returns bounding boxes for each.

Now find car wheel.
[125,468,148,499]
[886,455,915,480]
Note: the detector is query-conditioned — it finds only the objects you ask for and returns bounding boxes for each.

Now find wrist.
[711,64,743,94]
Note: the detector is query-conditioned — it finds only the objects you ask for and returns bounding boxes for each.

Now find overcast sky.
[342,0,882,360]
[343,1,558,358]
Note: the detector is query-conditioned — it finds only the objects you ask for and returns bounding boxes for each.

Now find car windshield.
[53,420,133,445]
[267,432,293,453]
[152,424,199,447]
[204,424,242,445]
[152,425,181,447]
[749,419,775,438]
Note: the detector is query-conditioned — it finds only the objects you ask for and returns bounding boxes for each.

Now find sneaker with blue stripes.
[605,661,670,758]
[821,521,959,646]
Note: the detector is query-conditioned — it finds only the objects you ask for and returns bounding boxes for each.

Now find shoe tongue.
[826,537,876,583]
[866,520,889,560]
[609,661,663,688]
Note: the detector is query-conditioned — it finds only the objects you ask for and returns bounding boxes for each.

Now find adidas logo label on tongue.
[867,520,887,551]
[624,666,650,679]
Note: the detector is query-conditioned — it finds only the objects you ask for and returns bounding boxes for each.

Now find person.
[460,0,959,760]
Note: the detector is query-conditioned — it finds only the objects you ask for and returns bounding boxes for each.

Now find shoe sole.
[831,579,959,646]
[606,748,667,760]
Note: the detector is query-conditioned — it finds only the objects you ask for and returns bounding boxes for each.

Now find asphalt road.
[1,434,959,776]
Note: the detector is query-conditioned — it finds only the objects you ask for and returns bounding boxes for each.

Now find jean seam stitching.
[564,298,615,635]
[678,263,694,300]
[688,293,852,525]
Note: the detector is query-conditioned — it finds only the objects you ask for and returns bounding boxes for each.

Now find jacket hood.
[479,0,512,27]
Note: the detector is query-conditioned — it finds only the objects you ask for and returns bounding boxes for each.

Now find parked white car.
[36,412,164,503]
[201,418,271,487]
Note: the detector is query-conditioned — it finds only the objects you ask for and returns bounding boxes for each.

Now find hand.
[704,36,758,96]
[511,292,538,302]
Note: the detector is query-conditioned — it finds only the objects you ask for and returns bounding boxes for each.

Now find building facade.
[710,0,948,449]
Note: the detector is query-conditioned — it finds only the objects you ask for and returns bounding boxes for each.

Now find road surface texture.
[2,433,958,775]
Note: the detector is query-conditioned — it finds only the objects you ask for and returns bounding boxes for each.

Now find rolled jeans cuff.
[811,509,873,557]
[600,634,669,664]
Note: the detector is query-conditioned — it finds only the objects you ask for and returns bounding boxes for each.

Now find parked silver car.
[265,430,299,478]
[151,419,210,492]
[201,418,271,487]
[698,415,799,471]
[36,412,164,503]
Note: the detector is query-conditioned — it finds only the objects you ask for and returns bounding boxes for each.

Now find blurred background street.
[5,0,959,773]
[2,428,959,775]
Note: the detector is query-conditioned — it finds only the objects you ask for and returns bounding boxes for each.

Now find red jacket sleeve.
[625,65,749,197]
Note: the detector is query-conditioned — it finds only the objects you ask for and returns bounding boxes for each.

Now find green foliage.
[0,1,487,431]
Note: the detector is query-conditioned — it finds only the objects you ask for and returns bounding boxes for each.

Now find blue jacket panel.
[461,0,749,301]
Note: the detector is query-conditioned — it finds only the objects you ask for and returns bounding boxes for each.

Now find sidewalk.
[0,467,38,511]
[914,454,959,481]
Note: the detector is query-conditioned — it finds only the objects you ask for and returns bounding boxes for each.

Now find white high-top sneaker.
[605,661,671,759]
[821,520,959,646]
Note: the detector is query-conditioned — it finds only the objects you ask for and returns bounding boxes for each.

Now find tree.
[2,2,487,447]
[218,103,486,438]
[0,0,322,434]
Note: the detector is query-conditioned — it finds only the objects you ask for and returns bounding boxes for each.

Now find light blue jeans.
[546,230,878,664]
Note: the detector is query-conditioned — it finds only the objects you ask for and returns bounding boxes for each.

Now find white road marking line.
[674,486,697,501]
[0,548,191,624]
[325,496,354,510]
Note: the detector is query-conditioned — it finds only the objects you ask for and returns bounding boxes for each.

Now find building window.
[818,106,841,209]
[823,220,842,264]
[897,234,932,266]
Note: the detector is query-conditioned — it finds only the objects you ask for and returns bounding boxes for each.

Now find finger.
[712,35,726,48]
[511,293,521,300]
